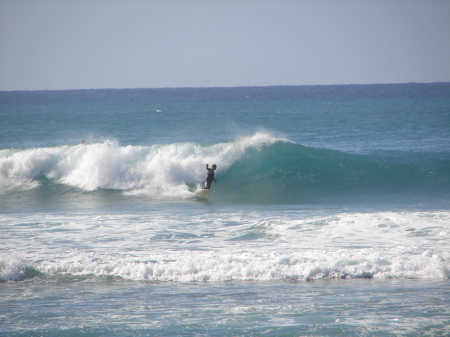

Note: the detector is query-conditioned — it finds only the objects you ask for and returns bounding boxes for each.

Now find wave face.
[221,140,450,204]
[1,132,448,205]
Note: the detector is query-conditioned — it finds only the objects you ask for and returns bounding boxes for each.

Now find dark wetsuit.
[204,169,215,189]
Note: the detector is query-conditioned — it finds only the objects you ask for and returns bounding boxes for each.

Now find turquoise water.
[1,84,449,335]
[2,279,449,336]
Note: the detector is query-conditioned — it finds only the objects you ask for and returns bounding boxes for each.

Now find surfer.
[204,164,217,189]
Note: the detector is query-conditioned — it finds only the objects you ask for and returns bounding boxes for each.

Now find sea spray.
[0,257,26,282]
[0,133,286,195]
[1,132,448,203]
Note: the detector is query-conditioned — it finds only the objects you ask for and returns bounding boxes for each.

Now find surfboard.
[194,188,210,200]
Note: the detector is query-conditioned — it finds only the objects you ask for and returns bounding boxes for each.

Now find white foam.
[32,248,450,282]
[2,211,448,282]
[0,132,285,195]
[0,257,25,282]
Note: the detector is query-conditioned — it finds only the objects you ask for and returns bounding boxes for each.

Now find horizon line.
[1,81,450,93]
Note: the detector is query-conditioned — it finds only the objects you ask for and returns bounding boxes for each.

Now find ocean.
[1,83,449,336]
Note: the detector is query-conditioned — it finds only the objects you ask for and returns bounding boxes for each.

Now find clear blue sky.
[1,0,449,91]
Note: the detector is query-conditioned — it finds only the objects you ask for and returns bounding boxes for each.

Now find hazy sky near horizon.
[1,0,449,91]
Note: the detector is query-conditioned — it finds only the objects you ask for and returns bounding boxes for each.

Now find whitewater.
[2,209,449,283]
[1,84,449,336]
[0,133,283,195]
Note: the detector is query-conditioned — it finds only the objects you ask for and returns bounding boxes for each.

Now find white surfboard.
[194,188,211,200]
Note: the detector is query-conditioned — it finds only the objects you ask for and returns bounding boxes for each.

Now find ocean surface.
[1,83,449,336]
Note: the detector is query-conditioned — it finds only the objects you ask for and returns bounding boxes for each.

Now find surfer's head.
[212,164,217,170]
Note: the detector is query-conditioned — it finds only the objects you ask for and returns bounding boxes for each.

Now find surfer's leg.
[205,179,212,189]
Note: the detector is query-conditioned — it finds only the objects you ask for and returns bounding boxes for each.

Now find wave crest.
[0,133,286,195]
[1,132,448,203]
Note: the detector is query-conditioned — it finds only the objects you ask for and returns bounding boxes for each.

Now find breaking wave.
[1,132,448,203]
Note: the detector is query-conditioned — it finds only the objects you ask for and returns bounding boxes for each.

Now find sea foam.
[0,132,284,196]
[2,211,449,282]
[28,246,450,282]
[0,257,25,282]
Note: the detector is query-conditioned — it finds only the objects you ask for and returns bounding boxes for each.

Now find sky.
[1,0,449,91]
